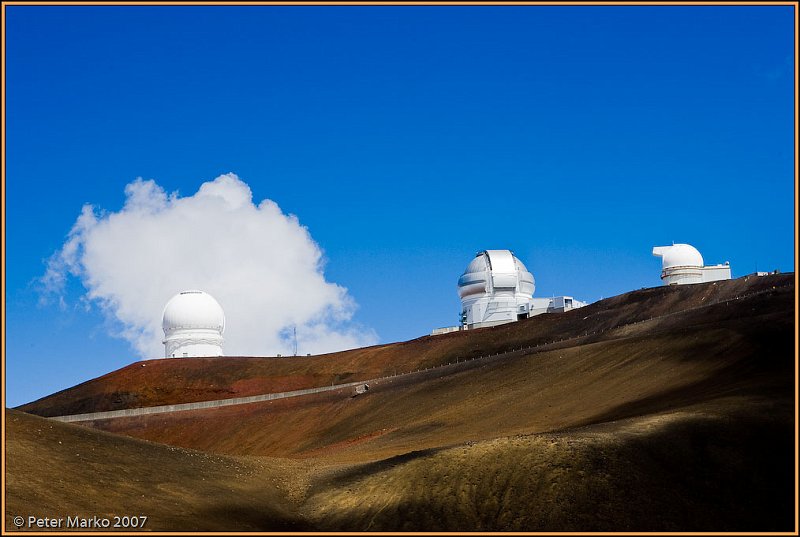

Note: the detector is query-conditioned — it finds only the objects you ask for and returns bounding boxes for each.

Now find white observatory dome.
[652,243,704,285]
[652,243,732,286]
[457,250,535,328]
[162,290,225,358]
[458,250,535,299]
[653,243,704,270]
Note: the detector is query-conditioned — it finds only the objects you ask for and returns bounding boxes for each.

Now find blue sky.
[4,5,795,407]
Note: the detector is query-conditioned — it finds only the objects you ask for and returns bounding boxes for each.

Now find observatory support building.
[652,243,731,286]
[162,290,226,358]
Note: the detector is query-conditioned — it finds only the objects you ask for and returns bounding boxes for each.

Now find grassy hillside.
[6,274,796,531]
[4,409,310,531]
[7,401,793,531]
[87,282,793,462]
[305,403,793,531]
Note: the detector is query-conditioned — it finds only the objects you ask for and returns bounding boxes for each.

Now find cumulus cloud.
[41,173,377,358]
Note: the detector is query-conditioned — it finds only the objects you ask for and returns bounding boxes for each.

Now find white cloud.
[42,173,377,358]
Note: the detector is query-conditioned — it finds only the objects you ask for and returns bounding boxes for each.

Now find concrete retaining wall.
[52,379,370,423]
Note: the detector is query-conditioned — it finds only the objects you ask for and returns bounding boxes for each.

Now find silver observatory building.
[432,249,587,335]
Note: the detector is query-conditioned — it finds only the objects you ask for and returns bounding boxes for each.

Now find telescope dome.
[161,290,225,358]
[162,290,225,333]
[457,250,536,329]
[653,244,704,269]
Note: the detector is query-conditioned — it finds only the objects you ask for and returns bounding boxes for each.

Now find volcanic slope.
[19,273,794,417]
[5,409,311,531]
[8,274,796,531]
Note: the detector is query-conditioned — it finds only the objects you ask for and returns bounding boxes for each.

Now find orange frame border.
[1,1,797,536]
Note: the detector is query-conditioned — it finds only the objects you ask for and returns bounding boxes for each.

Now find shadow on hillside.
[323,447,444,487]
[306,412,794,532]
[576,344,793,430]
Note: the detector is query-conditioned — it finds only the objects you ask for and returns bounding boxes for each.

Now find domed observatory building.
[457,250,537,329]
[162,290,225,358]
[652,243,731,285]
[431,249,588,335]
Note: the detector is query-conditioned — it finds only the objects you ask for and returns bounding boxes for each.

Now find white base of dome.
[164,329,224,358]
[165,341,224,358]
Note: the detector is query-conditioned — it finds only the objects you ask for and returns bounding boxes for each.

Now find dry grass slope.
[306,406,793,531]
[6,274,796,531]
[5,410,312,531]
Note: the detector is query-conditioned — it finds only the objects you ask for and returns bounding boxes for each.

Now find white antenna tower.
[293,326,298,356]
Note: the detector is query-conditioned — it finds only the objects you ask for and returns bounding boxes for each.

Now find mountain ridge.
[19,273,792,418]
